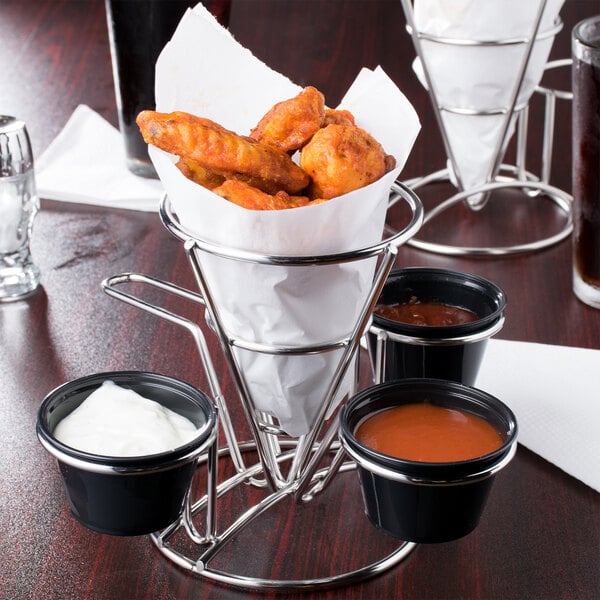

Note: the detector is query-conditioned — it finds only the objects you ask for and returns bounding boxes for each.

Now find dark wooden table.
[1,1,598,599]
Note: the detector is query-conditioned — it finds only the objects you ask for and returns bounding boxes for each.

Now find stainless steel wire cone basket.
[101,183,424,591]
[398,0,573,256]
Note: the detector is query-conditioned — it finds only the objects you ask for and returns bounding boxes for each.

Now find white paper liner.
[412,0,564,204]
[150,3,421,436]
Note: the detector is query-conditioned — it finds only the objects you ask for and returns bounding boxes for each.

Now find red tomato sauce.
[355,403,503,462]
[375,301,478,326]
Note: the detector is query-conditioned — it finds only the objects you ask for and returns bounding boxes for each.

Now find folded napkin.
[36,104,163,211]
[477,339,600,493]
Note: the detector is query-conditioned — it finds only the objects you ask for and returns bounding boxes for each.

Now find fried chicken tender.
[137,110,310,194]
[163,110,229,133]
[250,86,325,153]
[176,158,225,190]
[213,179,316,210]
[300,124,396,199]
[323,108,356,126]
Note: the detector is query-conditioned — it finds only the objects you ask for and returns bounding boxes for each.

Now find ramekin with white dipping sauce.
[37,371,217,536]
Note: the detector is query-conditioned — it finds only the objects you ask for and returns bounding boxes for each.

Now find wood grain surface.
[0,1,598,599]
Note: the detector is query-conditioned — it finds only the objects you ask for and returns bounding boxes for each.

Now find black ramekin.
[367,268,507,385]
[339,378,518,543]
[37,371,217,536]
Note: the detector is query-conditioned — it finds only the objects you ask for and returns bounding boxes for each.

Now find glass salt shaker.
[0,116,41,301]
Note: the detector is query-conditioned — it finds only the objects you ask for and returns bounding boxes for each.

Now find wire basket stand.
[102,183,423,591]
[397,0,573,256]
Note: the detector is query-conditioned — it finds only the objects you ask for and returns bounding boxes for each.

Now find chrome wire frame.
[344,438,518,487]
[150,441,417,592]
[399,0,573,256]
[101,182,423,591]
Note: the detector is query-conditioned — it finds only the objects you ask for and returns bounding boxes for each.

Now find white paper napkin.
[36,104,163,211]
[477,338,600,493]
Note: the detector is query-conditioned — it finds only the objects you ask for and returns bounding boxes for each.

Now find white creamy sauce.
[54,380,199,457]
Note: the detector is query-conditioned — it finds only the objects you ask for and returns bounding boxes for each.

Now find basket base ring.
[395,167,572,257]
[149,441,417,592]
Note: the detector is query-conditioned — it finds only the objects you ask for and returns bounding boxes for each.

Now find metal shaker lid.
[0,116,34,176]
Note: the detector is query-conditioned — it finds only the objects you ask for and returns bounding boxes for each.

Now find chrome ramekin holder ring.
[398,0,573,256]
[368,313,505,385]
[101,183,423,591]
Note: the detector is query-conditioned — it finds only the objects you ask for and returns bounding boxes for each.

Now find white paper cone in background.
[151,4,420,436]
[412,0,564,206]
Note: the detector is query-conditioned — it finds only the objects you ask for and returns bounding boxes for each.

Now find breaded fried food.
[300,124,396,199]
[213,179,315,210]
[250,86,325,153]
[323,108,356,126]
[165,110,229,133]
[137,110,310,194]
[176,158,225,190]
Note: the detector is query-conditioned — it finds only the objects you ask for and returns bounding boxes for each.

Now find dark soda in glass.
[105,0,230,178]
[572,16,600,308]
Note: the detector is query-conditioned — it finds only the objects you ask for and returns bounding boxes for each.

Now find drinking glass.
[572,15,600,309]
[105,0,231,178]
[0,116,41,302]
